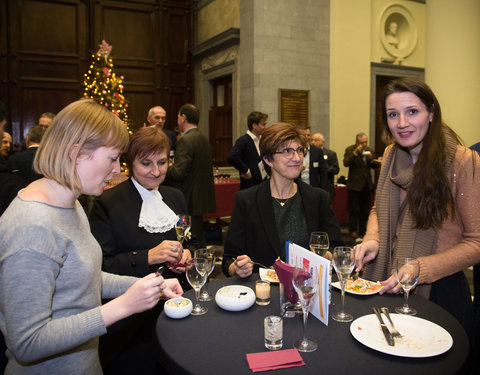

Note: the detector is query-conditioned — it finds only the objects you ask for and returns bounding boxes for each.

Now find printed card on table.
[286,242,330,326]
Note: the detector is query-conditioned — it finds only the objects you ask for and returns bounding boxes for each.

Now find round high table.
[155,275,469,374]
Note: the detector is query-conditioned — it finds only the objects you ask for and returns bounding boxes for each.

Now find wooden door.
[209,76,232,167]
[3,0,87,148]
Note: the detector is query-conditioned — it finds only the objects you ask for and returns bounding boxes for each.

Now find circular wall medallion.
[380,4,418,58]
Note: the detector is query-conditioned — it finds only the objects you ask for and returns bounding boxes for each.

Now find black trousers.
[347,186,371,236]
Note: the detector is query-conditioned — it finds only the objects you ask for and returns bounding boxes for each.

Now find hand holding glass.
[194,248,215,301]
[292,264,319,352]
[175,214,191,245]
[332,246,356,322]
[394,258,420,315]
[185,258,208,315]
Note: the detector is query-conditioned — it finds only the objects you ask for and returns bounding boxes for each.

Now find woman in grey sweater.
[0,99,183,374]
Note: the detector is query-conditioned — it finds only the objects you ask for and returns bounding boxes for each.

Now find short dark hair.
[125,126,170,175]
[178,104,199,125]
[260,122,307,162]
[27,125,45,144]
[247,111,268,131]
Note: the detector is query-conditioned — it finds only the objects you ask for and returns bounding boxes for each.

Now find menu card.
[286,242,330,326]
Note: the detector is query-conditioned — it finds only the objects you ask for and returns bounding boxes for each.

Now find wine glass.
[185,258,209,315]
[194,248,215,301]
[393,258,420,315]
[309,232,330,257]
[175,214,191,245]
[332,246,356,322]
[292,263,319,352]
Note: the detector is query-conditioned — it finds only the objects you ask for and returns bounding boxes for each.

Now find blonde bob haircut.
[34,99,129,192]
[260,122,307,162]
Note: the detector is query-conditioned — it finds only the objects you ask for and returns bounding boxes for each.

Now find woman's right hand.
[354,240,379,272]
[148,240,183,265]
[229,255,253,278]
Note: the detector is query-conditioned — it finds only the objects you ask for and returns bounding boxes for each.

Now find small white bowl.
[164,297,193,319]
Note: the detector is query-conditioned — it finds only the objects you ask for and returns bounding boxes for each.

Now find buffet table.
[155,276,469,374]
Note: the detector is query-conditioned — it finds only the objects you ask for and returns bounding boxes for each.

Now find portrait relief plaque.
[279,89,309,127]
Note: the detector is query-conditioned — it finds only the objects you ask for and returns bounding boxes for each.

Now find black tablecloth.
[155,275,469,374]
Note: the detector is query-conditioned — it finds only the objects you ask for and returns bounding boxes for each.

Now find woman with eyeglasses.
[222,122,342,278]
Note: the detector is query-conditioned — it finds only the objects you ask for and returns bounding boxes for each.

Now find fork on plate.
[381,307,403,338]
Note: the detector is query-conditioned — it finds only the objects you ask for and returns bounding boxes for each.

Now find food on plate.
[346,278,382,294]
[167,299,190,307]
[265,269,279,282]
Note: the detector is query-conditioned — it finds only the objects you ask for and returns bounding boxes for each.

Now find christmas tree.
[83,40,132,133]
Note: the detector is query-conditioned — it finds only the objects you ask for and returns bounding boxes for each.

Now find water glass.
[264,316,283,350]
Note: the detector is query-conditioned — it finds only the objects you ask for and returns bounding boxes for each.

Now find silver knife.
[373,307,394,346]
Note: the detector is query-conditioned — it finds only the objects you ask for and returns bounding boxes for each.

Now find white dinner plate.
[331,278,382,295]
[350,314,453,357]
[259,268,279,283]
[215,285,256,311]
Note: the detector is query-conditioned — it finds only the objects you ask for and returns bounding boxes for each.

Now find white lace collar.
[131,177,178,233]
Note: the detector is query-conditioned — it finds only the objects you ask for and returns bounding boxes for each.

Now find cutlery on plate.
[373,307,395,346]
[381,307,403,338]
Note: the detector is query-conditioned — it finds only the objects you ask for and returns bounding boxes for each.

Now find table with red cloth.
[203,178,240,220]
[332,185,349,224]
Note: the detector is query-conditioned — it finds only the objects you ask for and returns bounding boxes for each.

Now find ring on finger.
[171,245,178,253]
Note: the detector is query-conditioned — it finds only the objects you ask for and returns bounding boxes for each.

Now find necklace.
[272,182,295,207]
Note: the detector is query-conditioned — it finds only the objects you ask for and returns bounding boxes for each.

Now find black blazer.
[88,178,192,278]
[222,180,342,276]
[163,128,177,151]
[8,146,42,182]
[227,134,263,190]
[323,147,340,201]
[308,145,329,192]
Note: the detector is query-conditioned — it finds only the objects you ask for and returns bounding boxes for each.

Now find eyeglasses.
[274,147,306,158]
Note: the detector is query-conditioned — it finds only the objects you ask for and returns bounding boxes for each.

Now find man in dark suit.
[9,125,44,182]
[300,143,330,192]
[166,104,216,247]
[312,132,339,202]
[343,132,379,241]
[227,111,268,190]
[147,106,177,152]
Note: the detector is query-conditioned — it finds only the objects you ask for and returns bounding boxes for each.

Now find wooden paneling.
[6,0,86,148]
[1,0,193,145]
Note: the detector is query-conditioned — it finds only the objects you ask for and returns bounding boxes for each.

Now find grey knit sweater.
[0,196,137,374]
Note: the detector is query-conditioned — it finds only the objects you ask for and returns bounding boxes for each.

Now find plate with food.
[259,268,279,283]
[332,277,383,295]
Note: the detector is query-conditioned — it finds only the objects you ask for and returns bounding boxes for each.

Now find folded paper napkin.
[246,349,305,372]
[273,260,297,304]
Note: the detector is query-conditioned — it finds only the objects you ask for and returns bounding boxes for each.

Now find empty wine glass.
[292,263,319,352]
[332,246,356,322]
[186,258,208,315]
[394,258,420,315]
[194,248,215,301]
[175,214,191,245]
[309,232,330,257]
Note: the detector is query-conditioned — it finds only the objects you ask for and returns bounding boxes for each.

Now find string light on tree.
[82,40,132,134]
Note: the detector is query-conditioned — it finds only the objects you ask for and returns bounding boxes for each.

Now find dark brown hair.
[260,122,307,162]
[382,78,461,229]
[125,126,170,174]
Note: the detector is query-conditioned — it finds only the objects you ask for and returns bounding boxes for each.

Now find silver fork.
[381,307,403,338]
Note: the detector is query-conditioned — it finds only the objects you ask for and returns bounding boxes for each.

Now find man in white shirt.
[227,111,268,190]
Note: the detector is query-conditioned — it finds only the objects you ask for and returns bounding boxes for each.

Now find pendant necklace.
[273,183,294,207]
